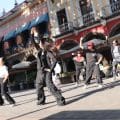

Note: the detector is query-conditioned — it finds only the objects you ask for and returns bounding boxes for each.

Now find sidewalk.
[0,77,120,120]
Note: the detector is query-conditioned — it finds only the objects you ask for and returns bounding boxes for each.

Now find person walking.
[0,57,16,106]
[72,51,85,86]
[80,38,103,88]
[111,40,120,80]
[30,29,65,106]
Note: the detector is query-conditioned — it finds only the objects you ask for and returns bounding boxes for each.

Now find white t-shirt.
[113,46,120,61]
[54,63,61,74]
[0,65,8,78]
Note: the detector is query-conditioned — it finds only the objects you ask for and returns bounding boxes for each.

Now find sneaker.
[57,97,66,106]
[83,84,88,89]
[75,82,79,87]
[98,84,103,88]
[10,103,16,107]
[37,101,45,105]
[0,102,4,106]
[57,101,66,106]
[113,78,116,81]
[0,104,4,106]
[79,75,84,81]
[112,76,116,82]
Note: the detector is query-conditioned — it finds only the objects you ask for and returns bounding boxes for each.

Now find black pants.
[0,81,15,105]
[36,71,65,105]
[85,62,102,85]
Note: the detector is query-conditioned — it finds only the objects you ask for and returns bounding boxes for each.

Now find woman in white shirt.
[0,57,15,106]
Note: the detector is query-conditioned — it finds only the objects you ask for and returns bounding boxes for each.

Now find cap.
[87,41,94,46]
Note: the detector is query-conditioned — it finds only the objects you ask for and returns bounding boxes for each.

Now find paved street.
[0,77,120,120]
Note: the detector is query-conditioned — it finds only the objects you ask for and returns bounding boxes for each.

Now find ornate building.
[0,0,50,90]
[0,0,49,65]
[47,0,120,72]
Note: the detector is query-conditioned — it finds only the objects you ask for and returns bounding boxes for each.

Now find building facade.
[0,0,49,64]
[47,0,120,72]
[0,0,50,91]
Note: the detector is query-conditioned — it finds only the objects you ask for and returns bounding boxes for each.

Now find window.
[79,0,93,15]
[56,8,69,33]
[110,0,120,4]
[109,0,120,13]
[57,8,68,25]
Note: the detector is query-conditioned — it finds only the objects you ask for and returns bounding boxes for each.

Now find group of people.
[73,39,120,89]
[0,27,65,106]
[0,29,119,106]
[73,38,103,88]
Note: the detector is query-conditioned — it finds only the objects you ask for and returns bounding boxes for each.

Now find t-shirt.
[54,63,61,74]
[0,65,8,78]
[113,46,120,61]
[84,49,102,63]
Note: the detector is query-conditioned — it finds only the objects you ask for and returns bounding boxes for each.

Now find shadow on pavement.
[7,104,56,120]
[66,80,120,105]
[13,91,36,98]
[42,110,120,120]
[15,98,36,106]
[6,79,120,120]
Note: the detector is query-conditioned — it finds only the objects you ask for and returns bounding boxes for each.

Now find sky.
[0,0,25,13]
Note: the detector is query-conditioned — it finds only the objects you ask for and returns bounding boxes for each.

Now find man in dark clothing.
[31,27,65,106]
[111,40,120,80]
[80,38,103,88]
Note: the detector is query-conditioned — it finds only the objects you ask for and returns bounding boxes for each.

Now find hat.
[87,41,94,46]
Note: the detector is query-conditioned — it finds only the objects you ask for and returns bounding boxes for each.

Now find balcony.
[82,12,95,26]
[53,12,97,37]
[73,12,96,28]
[110,1,120,14]
[59,22,74,33]
[53,22,74,37]
[101,1,120,18]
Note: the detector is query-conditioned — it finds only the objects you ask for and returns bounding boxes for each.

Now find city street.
[0,0,120,120]
[0,77,120,120]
